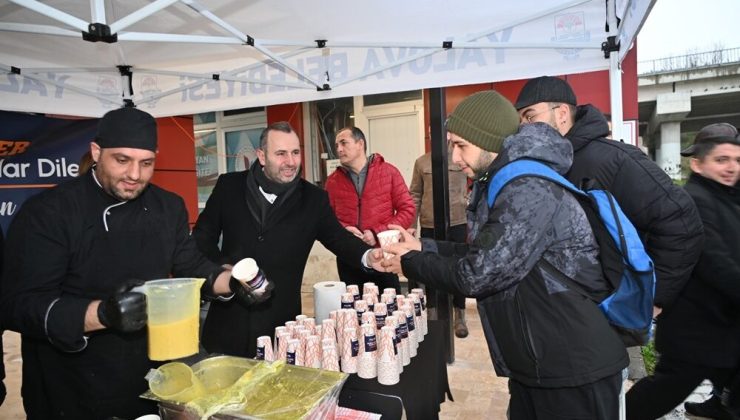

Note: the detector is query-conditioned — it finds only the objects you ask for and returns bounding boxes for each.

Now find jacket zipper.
[515,292,541,384]
[344,168,363,230]
[357,196,362,230]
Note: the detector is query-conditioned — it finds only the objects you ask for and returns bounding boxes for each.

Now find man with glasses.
[515,76,704,380]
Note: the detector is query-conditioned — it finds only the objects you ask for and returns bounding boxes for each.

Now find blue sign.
[0,111,95,233]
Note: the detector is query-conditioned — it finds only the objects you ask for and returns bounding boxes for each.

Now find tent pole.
[607,0,624,142]
[90,0,106,24]
[9,0,88,32]
[609,54,624,142]
[109,0,179,34]
[428,87,455,364]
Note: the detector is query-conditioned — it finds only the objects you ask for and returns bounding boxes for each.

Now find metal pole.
[428,87,455,364]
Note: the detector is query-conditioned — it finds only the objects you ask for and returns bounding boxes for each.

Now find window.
[193,109,267,208]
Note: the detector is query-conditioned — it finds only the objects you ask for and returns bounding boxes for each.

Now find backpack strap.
[487,159,584,208]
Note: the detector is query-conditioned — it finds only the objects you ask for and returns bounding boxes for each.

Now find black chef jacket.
[1,171,223,419]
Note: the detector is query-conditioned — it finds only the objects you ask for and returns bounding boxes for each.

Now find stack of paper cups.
[274,326,287,353]
[357,323,377,379]
[409,293,426,338]
[363,293,376,311]
[336,309,349,346]
[304,317,316,335]
[296,314,307,325]
[411,288,429,336]
[322,340,340,371]
[341,292,355,309]
[361,310,376,330]
[395,295,405,312]
[321,319,337,347]
[377,326,400,385]
[384,288,397,299]
[403,304,418,357]
[305,335,322,369]
[298,329,311,366]
[285,321,297,338]
[373,302,387,330]
[394,310,411,366]
[329,310,338,324]
[347,284,361,302]
[385,316,403,374]
[362,282,376,297]
[381,293,396,313]
[341,327,358,373]
[286,338,300,365]
[411,288,426,311]
[354,300,368,326]
[322,338,336,352]
[256,336,274,362]
[277,331,291,361]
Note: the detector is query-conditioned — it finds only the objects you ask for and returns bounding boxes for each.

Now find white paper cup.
[377,229,401,259]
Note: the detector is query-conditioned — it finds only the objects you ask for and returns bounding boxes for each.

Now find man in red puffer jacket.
[325,127,416,292]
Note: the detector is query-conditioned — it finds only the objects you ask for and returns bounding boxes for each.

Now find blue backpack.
[487,159,656,347]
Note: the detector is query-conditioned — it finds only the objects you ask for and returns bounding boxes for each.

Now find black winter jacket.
[401,123,628,387]
[655,174,740,367]
[193,170,370,358]
[1,172,224,419]
[566,105,704,310]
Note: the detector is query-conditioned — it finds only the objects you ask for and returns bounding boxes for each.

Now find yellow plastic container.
[191,356,258,392]
[147,362,205,403]
[140,278,205,361]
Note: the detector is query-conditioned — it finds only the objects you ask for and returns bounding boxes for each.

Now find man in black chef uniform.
[0,107,260,420]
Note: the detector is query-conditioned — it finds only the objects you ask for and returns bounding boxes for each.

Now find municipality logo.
[553,12,590,61]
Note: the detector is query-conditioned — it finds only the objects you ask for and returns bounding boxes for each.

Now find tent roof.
[0,0,653,117]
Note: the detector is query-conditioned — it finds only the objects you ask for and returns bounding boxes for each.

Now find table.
[340,320,453,420]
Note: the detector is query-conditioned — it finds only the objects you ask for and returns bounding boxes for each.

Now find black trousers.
[420,225,467,310]
[508,371,622,420]
[336,258,401,294]
[626,355,734,420]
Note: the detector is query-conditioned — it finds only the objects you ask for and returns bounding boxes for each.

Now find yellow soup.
[148,315,199,361]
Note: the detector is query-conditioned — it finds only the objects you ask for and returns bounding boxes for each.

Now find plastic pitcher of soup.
[137,278,205,361]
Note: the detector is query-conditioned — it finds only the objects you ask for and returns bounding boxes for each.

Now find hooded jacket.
[654,173,740,367]
[565,105,703,310]
[401,123,628,387]
[325,153,416,235]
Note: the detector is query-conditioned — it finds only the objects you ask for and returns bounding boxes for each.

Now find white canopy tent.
[0,0,654,139]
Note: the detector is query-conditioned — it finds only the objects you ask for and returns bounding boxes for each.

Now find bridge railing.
[638,47,740,75]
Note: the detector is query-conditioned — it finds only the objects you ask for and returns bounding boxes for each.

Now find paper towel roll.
[313,281,347,323]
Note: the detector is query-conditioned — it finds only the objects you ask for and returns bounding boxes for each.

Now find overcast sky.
[637,0,740,62]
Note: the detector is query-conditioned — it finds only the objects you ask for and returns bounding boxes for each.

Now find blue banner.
[0,111,96,233]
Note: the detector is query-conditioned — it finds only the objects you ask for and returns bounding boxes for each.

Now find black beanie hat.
[515,76,577,110]
[96,107,158,152]
[445,90,519,153]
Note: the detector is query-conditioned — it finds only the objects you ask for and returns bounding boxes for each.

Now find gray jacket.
[402,123,627,387]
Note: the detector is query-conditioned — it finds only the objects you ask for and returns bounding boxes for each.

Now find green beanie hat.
[446,90,520,153]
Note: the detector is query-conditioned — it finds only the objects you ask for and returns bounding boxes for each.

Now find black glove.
[97,278,147,332]
[229,272,274,308]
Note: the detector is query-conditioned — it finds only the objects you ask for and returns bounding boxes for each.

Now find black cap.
[515,76,577,110]
[680,123,740,156]
[96,107,157,152]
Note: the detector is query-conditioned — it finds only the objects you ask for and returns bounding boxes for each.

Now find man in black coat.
[193,121,384,358]
[516,78,705,383]
[515,77,703,319]
[626,123,740,420]
[0,108,236,419]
